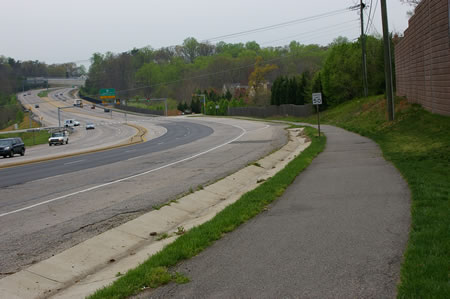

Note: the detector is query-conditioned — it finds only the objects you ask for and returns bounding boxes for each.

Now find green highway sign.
[100,88,116,99]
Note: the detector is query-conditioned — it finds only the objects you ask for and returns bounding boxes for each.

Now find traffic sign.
[100,88,116,100]
[312,93,322,105]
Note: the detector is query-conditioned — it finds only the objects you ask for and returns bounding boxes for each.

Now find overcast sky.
[0,0,411,66]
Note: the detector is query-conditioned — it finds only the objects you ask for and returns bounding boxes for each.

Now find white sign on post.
[312,92,322,105]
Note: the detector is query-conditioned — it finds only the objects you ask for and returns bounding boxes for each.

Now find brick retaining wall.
[395,0,450,116]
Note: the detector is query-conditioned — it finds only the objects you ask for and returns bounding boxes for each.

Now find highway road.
[2,89,138,165]
[0,103,287,278]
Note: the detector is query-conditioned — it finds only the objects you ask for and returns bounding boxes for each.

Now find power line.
[259,19,359,46]
[202,7,354,43]
[365,0,373,34]
[80,19,362,98]
[20,6,358,67]
[367,0,379,35]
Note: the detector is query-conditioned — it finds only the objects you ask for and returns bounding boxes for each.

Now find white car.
[49,131,69,146]
[86,123,95,130]
[64,119,80,127]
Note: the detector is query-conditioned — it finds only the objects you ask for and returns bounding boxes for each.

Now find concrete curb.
[0,128,311,299]
[0,123,147,170]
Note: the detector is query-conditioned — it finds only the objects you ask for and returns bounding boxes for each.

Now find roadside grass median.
[0,111,49,146]
[37,90,48,97]
[89,126,326,299]
[272,95,450,298]
[0,130,50,146]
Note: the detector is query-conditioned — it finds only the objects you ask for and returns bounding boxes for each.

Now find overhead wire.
[259,19,359,46]
[202,7,354,43]
[366,0,379,35]
[9,5,361,101]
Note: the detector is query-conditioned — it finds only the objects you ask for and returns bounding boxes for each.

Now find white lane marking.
[33,174,63,182]
[0,125,247,218]
[126,156,141,161]
[63,159,85,165]
[125,149,136,153]
[250,125,270,132]
[157,142,164,145]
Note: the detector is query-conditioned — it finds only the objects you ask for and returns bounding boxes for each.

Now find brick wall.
[395,0,450,116]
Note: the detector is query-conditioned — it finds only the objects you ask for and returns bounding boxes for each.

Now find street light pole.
[380,0,395,121]
[58,107,61,129]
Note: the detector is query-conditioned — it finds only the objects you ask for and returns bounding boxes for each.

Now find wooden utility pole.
[360,0,369,97]
[380,0,395,121]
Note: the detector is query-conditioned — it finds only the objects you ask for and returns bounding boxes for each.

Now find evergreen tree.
[225,89,232,101]
[295,78,305,105]
[279,76,288,105]
[271,77,279,105]
[288,77,297,104]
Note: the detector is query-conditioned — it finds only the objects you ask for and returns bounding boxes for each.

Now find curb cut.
[0,128,310,299]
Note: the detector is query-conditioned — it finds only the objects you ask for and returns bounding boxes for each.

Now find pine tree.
[288,77,297,104]
[295,78,305,105]
[279,76,288,105]
[271,77,279,105]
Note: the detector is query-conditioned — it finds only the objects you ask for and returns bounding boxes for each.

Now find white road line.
[0,124,248,218]
[157,142,164,145]
[126,156,141,161]
[125,149,136,153]
[63,159,85,165]
[33,174,64,182]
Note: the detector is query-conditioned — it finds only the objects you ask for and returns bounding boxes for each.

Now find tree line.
[81,38,328,106]
[82,34,390,112]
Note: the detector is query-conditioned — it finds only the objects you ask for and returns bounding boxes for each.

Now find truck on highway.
[64,119,80,127]
[48,131,69,146]
[73,99,83,107]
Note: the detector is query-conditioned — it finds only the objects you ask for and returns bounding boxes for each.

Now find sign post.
[312,93,322,137]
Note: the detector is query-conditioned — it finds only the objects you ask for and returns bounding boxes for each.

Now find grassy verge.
[0,130,50,146]
[37,90,48,97]
[272,95,450,298]
[0,112,41,132]
[89,126,326,299]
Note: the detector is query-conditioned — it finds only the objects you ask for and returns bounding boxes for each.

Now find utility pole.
[360,0,369,97]
[380,0,395,121]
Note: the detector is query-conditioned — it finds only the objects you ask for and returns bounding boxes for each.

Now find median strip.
[0,126,324,298]
[0,122,148,169]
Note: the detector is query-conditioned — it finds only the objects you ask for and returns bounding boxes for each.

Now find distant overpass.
[47,77,86,87]
[26,77,86,87]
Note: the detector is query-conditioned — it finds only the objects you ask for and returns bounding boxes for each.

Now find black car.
[0,137,25,158]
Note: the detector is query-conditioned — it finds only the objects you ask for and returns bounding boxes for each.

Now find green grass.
[273,95,450,298]
[127,98,178,111]
[0,130,50,146]
[37,91,48,97]
[89,126,326,299]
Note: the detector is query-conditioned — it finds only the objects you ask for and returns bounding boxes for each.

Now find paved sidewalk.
[148,124,411,298]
